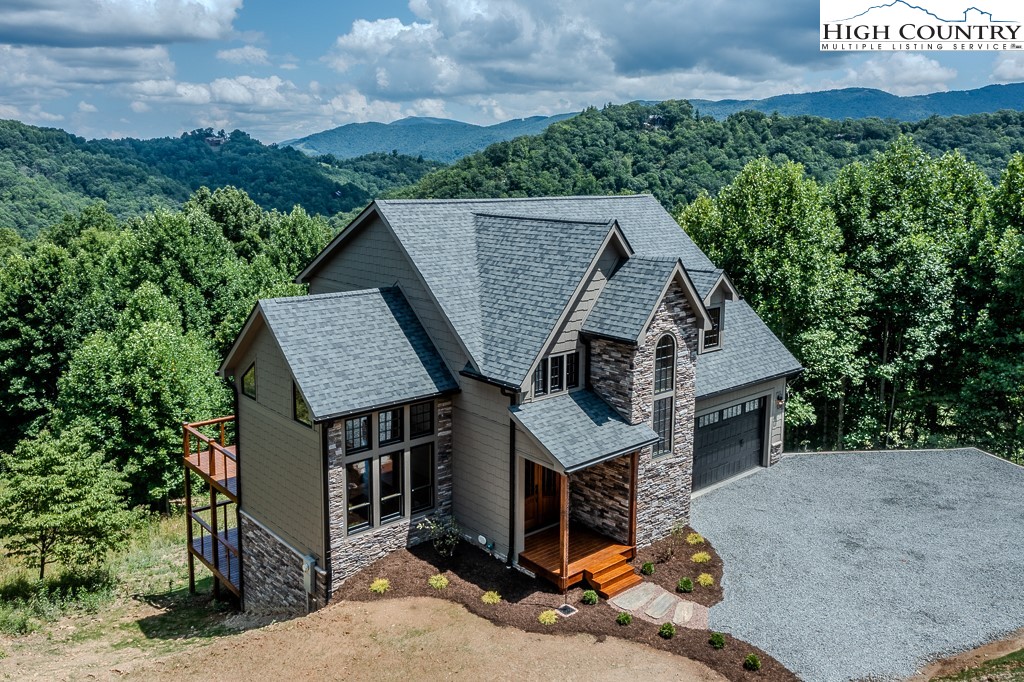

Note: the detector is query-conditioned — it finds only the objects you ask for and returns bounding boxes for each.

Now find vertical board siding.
[451,377,511,556]
[307,216,468,374]
[231,325,325,561]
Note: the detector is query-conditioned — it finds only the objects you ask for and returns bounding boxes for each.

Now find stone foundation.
[326,399,453,594]
[240,514,328,614]
[569,454,631,544]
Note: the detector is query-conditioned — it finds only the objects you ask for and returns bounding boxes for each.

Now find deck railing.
[183,415,237,491]
[188,499,240,596]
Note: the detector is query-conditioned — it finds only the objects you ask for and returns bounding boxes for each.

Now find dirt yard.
[1,597,724,681]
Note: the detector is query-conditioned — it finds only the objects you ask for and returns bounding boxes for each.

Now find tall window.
[704,307,722,349]
[346,459,372,532]
[294,383,312,427]
[566,352,580,389]
[379,452,403,521]
[653,335,676,456]
[549,355,564,392]
[533,358,549,396]
[410,443,434,513]
[242,363,257,399]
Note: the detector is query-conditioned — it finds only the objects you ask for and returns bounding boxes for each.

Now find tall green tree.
[0,422,138,579]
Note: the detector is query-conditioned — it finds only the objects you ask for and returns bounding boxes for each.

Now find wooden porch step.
[597,571,643,599]
[583,553,629,583]
[587,560,633,590]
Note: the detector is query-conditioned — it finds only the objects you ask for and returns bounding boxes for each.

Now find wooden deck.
[518,524,636,593]
[185,445,238,499]
[190,526,241,597]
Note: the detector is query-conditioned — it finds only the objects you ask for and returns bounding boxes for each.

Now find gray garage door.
[693,397,765,490]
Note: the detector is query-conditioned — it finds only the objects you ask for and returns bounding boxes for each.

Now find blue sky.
[0,0,1019,142]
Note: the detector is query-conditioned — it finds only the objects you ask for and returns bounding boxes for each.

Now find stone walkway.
[608,582,709,629]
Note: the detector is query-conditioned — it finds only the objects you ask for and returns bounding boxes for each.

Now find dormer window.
[532,351,580,397]
[534,358,549,396]
[704,307,722,350]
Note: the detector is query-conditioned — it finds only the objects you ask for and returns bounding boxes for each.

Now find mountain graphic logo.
[836,1,1015,23]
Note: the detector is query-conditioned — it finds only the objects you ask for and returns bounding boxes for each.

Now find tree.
[0,423,138,579]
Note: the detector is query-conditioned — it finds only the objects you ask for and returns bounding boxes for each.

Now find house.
[181,194,802,612]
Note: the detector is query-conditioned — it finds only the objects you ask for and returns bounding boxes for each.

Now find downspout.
[320,420,332,610]
[500,386,520,566]
[227,375,244,609]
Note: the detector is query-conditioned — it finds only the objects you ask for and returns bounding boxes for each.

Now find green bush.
[581,589,598,605]
[416,515,461,558]
[369,578,390,594]
[709,632,726,649]
[616,611,632,626]
[676,577,693,593]
[427,574,449,590]
[481,590,501,604]
[538,609,558,625]
[696,573,714,587]
[691,551,711,564]
[658,622,676,639]
[640,561,655,576]
[744,653,762,671]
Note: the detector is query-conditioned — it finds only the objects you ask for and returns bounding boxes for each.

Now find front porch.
[518,523,640,597]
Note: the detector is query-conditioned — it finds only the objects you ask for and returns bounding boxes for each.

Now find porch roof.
[509,391,658,473]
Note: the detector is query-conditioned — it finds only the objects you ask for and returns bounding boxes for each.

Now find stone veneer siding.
[326,398,453,594]
[590,280,699,547]
[569,455,631,544]
[240,514,328,613]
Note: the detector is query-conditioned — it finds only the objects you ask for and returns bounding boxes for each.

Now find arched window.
[653,335,676,456]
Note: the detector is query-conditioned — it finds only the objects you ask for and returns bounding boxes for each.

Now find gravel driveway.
[690,448,1024,682]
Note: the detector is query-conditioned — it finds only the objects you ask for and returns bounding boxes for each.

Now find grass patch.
[935,647,1024,681]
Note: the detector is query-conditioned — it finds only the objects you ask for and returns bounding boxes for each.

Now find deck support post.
[558,473,569,592]
[184,426,195,595]
[628,451,639,551]
[210,483,220,599]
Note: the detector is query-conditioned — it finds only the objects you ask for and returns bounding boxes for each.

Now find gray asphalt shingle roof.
[259,288,458,421]
[695,298,803,399]
[582,256,678,343]
[687,268,725,299]
[510,391,659,472]
[376,202,617,386]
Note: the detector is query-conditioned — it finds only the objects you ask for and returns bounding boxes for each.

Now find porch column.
[628,451,639,548]
[559,472,569,591]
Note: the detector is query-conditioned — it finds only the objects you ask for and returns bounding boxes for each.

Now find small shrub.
[616,611,632,626]
[709,632,726,650]
[538,609,558,625]
[676,577,693,593]
[744,653,762,671]
[481,590,501,605]
[416,514,461,558]
[581,590,598,605]
[691,551,711,564]
[427,574,449,590]
[686,532,705,545]
[696,573,714,587]
[369,578,390,594]
[640,561,655,576]
[658,622,676,639]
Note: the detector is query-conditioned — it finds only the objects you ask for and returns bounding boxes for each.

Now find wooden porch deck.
[185,445,238,499]
[190,526,241,597]
[518,524,637,594]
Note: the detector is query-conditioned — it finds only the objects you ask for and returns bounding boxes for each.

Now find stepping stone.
[672,600,694,625]
[644,592,678,620]
[609,582,660,611]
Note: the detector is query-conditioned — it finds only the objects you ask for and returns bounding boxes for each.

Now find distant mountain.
[282,113,577,163]
[689,83,1024,121]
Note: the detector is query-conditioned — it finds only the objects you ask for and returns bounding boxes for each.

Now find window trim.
[534,357,549,396]
[549,355,564,393]
[345,457,373,534]
[534,350,581,398]
[409,400,434,439]
[293,382,313,427]
[344,413,372,454]
[703,306,722,351]
[378,450,404,523]
[378,407,404,446]
[241,362,257,400]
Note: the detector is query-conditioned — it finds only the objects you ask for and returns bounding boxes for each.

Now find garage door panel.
[693,398,764,491]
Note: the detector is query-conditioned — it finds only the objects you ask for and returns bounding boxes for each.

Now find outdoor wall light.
[776,392,786,408]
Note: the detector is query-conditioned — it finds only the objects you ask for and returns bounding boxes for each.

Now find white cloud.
[0,0,242,47]
[78,101,97,113]
[29,104,63,122]
[830,53,957,95]
[130,101,150,113]
[0,104,21,119]
[992,54,1024,82]
[216,45,270,65]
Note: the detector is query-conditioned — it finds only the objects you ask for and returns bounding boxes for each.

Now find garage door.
[693,397,765,491]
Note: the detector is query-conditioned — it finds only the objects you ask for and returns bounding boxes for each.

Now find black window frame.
[344,414,372,453]
[653,396,673,456]
[410,442,435,514]
[704,307,722,350]
[533,357,549,396]
[241,362,257,400]
[654,335,676,393]
[409,401,434,439]
[378,451,404,522]
[378,407,404,446]
[345,458,373,534]
[566,351,580,389]
[293,382,313,427]
[549,355,564,393]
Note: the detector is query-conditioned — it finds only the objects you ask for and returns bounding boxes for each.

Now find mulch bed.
[333,539,794,682]
[634,525,725,608]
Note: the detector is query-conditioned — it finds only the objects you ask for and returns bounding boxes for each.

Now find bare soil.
[912,628,1024,680]
[333,542,795,682]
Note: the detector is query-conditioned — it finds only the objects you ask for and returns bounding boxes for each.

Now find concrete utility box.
[302,555,316,595]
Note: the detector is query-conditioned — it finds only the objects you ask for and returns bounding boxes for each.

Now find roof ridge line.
[377,194,655,205]
[261,286,396,305]
[472,211,616,227]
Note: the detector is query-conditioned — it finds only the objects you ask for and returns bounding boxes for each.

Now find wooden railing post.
[628,451,639,549]
[559,473,569,592]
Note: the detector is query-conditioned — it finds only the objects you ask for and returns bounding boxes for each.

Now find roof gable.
[255,288,458,421]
